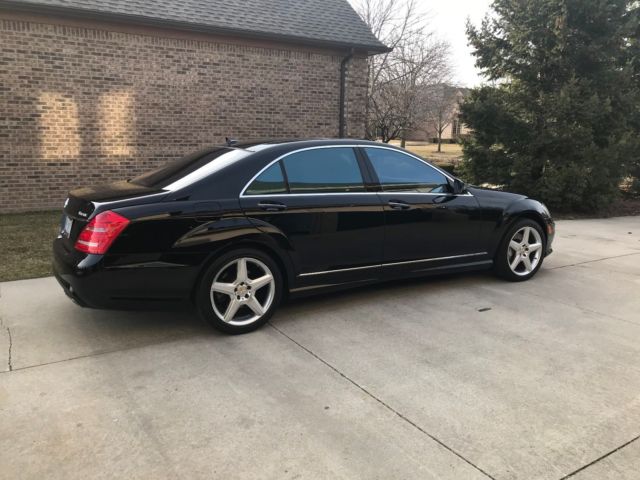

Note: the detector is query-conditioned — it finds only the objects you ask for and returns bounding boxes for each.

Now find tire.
[196,248,283,334]
[494,219,546,282]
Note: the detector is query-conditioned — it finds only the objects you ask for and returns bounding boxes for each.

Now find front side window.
[245,163,287,195]
[282,148,365,194]
[365,148,450,193]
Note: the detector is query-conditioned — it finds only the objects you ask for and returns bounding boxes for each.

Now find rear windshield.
[130,147,231,188]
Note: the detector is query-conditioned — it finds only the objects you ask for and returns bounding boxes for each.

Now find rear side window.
[365,148,450,193]
[245,163,287,195]
[282,148,365,194]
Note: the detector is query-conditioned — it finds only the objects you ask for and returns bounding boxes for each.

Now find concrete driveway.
[1,217,639,480]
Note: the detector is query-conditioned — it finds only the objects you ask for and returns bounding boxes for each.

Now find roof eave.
[0,1,391,54]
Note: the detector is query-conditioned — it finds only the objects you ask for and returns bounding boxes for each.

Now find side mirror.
[447,177,466,195]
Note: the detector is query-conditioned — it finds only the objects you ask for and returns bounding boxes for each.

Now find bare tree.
[353,0,451,145]
[421,84,461,152]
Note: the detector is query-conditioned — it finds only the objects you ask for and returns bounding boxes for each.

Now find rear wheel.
[494,219,546,281]
[196,249,283,334]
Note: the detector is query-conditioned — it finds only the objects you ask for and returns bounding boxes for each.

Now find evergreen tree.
[460,0,640,211]
[625,2,640,194]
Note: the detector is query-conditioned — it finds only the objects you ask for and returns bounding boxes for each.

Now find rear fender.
[175,216,296,290]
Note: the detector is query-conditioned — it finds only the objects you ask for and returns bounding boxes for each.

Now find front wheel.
[494,219,546,282]
[196,249,283,334]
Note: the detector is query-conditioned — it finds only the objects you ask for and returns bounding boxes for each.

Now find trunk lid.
[60,181,166,247]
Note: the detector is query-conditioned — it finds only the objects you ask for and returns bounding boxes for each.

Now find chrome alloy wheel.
[507,226,543,276]
[210,257,275,326]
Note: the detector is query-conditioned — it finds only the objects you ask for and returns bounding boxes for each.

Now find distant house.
[409,86,471,143]
[0,0,387,212]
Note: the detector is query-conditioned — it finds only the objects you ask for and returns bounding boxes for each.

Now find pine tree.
[460,0,640,211]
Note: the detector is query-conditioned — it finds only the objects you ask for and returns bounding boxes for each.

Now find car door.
[361,146,486,269]
[240,146,385,284]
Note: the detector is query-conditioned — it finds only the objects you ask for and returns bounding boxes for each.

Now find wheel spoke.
[223,298,241,322]
[510,255,522,271]
[529,242,542,252]
[522,256,533,272]
[246,296,264,316]
[522,227,531,244]
[212,282,235,296]
[249,274,273,291]
[236,258,248,283]
[509,240,520,252]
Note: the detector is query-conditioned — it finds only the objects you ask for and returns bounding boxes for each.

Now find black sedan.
[53,139,554,333]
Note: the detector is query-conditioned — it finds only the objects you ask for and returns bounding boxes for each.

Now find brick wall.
[0,15,368,212]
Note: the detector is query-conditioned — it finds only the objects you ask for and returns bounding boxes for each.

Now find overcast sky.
[350,0,493,87]
[424,0,492,86]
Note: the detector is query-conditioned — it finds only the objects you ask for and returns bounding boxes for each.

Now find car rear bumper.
[52,237,109,308]
[53,271,89,307]
[52,237,197,310]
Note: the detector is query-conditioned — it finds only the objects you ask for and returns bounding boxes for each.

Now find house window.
[452,119,462,137]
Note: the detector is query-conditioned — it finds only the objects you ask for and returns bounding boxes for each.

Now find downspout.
[338,49,355,138]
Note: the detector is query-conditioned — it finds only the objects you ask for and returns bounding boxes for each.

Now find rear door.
[240,147,385,283]
[361,147,484,267]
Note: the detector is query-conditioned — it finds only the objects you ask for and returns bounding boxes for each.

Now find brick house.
[0,0,387,212]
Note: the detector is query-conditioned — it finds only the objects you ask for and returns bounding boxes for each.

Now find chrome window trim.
[239,144,473,198]
[240,191,473,197]
[297,252,488,277]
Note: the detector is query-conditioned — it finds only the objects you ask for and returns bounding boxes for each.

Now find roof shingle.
[4,0,388,52]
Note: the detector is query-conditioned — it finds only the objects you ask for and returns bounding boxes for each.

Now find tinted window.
[283,148,365,193]
[245,163,287,195]
[365,148,450,193]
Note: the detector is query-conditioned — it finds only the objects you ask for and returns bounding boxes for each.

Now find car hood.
[467,186,528,204]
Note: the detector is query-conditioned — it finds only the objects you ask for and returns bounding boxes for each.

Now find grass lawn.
[0,211,60,282]
[389,140,463,167]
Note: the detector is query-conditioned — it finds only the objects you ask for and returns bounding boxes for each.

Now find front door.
[361,147,484,268]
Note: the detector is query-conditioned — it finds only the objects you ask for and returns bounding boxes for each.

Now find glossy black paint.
[52,139,554,309]
[240,193,385,274]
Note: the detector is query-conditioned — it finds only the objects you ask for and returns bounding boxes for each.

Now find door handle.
[388,200,411,210]
[258,201,287,212]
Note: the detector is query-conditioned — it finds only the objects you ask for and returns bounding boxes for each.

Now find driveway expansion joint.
[557,433,640,480]
[268,322,497,480]
[548,251,640,270]
[0,333,199,374]
[5,327,11,371]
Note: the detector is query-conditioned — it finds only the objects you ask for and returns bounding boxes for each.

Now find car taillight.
[74,210,130,254]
